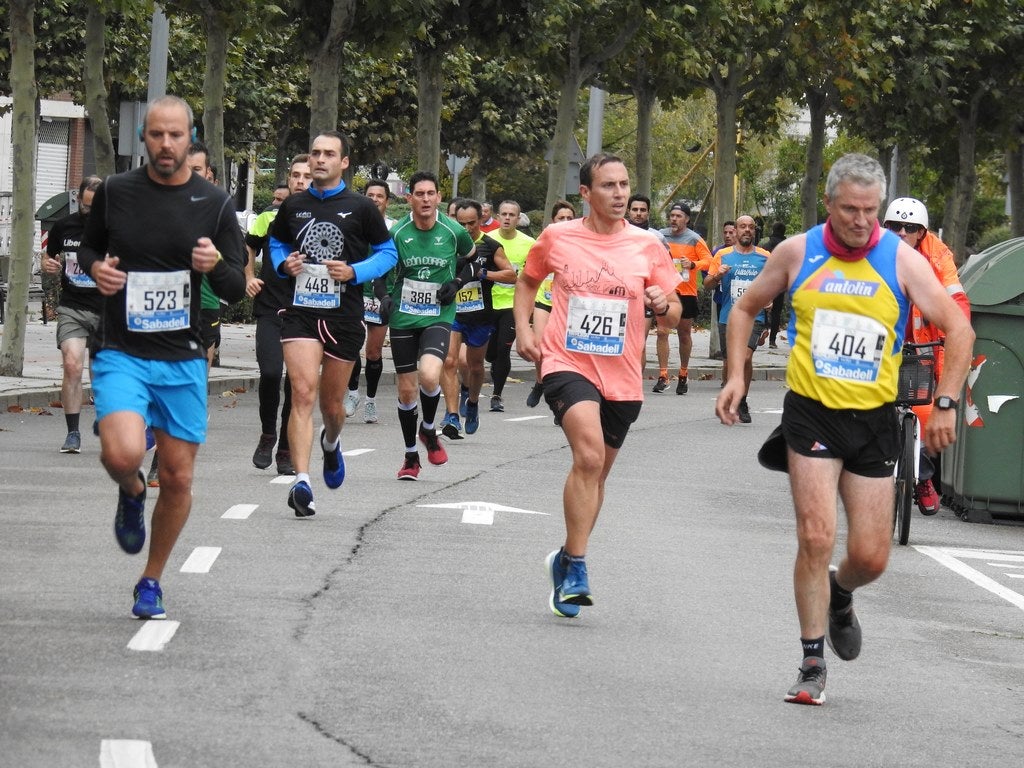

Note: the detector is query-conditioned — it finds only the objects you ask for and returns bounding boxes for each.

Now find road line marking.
[1006,574,1024,579]
[505,415,549,422]
[100,739,158,767]
[127,620,180,652]
[180,546,221,573]
[222,504,258,519]
[461,504,494,525]
[989,563,1024,568]
[915,546,1024,611]
[343,448,375,456]
[271,476,293,484]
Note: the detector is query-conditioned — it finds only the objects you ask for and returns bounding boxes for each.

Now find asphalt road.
[2,377,1024,767]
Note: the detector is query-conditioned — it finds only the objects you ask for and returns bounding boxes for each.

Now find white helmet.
[883,197,929,230]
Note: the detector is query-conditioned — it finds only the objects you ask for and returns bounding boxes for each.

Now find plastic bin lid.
[961,237,1024,308]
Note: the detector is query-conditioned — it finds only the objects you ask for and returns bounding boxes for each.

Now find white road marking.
[343,448,375,456]
[915,546,1024,611]
[99,739,158,767]
[988,563,1024,569]
[180,546,221,573]
[222,503,258,519]
[1006,574,1024,579]
[418,501,548,526]
[127,620,180,652]
[505,415,549,422]
[271,475,293,484]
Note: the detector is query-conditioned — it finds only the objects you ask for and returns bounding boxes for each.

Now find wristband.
[481,268,488,281]
[215,251,224,264]
[656,306,669,317]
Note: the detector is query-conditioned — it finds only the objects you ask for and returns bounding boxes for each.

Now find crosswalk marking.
[221,504,258,519]
[99,739,157,767]
[180,546,221,573]
[127,620,180,652]
[915,546,1024,612]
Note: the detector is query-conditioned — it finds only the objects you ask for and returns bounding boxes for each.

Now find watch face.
[936,396,957,410]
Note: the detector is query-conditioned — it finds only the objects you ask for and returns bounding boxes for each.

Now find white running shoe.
[344,390,361,418]
[364,400,378,424]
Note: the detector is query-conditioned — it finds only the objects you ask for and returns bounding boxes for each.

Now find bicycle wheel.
[893,413,916,546]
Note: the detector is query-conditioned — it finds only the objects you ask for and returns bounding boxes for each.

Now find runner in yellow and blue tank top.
[715,153,974,707]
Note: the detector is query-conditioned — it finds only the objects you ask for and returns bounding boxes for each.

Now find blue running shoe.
[132,577,166,620]
[321,427,345,489]
[465,400,480,435]
[114,470,147,555]
[441,412,464,440]
[545,549,581,618]
[459,386,469,418]
[558,554,594,606]
[145,427,156,452]
[288,480,316,517]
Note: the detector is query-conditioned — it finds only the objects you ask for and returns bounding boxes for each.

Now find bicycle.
[893,340,941,546]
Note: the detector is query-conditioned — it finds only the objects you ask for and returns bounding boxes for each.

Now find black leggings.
[488,309,516,397]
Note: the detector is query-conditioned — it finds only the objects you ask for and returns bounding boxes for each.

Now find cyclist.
[882,197,970,515]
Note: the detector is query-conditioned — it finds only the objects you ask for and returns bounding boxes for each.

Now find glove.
[378,295,394,324]
[436,279,460,306]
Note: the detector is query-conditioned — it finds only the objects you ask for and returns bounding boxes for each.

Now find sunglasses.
[885,221,924,234]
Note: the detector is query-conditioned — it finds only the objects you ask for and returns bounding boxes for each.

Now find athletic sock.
[419,384,441,426]
[801,636,826,660]
[398,400,419,449]
[365,358,384,399]
[296,472,310,485]
[66,413,80,432]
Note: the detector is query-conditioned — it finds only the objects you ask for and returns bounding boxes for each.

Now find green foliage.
[974,224,1012,253]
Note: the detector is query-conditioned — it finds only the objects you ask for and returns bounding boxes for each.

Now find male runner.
[78,95,246,620]
[514,153,681,618]
[269,132,397,516]
[388,171,475,479]
[716,153,974,705]
[42,175,103,453]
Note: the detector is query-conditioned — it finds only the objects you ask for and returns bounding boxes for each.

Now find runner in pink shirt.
[514,152,681,618]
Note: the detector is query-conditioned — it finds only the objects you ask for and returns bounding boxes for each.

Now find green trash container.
[943,237,1024,523]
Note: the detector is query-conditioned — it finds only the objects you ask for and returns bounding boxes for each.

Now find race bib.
[729,277,753,303]
[810,308,886,383]
[455,280,484,313]
[125,270,190,333]
[64,254,97,289]
[564,295,627,356]
[672,259,690,283]
[399,278,441,316]
[363,295,382,324]
[294,263,342,309]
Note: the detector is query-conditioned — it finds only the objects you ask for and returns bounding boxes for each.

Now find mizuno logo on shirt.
[338,212,352,219]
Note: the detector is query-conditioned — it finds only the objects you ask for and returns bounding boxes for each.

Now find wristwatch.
[934,396,959,410]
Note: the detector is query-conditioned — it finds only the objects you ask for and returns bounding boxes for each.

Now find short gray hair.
[825,153,887,202]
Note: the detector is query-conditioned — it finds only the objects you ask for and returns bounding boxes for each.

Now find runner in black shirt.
[268,131,397,517]
[77,96,245,621]
[41,175,103,453]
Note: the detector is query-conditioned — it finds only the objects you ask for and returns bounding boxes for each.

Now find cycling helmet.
[883,197,929,230]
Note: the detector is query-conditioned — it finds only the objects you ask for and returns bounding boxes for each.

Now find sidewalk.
[0,311,790,409]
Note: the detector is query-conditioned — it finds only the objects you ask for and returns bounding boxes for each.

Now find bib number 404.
[828,332,868,359]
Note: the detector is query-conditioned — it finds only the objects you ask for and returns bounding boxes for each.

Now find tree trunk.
[800,88,827,230]
[712,84,739,244]
[470,162,487,202]
[414,46,444,178]
[544,71,583,223]
[0,0,37,376]
[202,6,229,189]
[634,81,656,198]
[307,0,356,142]
[944,94,982,264]
[84,2,115,177]
[1008,146,1024,238]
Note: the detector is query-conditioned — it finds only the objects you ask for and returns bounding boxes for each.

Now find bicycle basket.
[896,348,936,406]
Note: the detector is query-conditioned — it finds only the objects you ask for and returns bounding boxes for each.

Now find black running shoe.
[676,375,688,395]
[827,566,862,660]
[252,433,275,469]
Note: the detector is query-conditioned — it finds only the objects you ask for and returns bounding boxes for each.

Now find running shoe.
[459,386,470,418]
[145,426,156,452]
[489,395,504,413]
[288,480,316,517]
[397,451,421,480]
[652,376,668,393]
[276,449,295,475]
[915,479,941,515]
[147,454,160,488]
[344,390,361,418]
[464,400,480,435]
[441,412,464,441]
[526,382,544,408]
[132,577,166,620]
[364,400,378,424]
[321,426,345,489]
[784,657,826,705]
[60,430,81,454]
[92,419,99,437]
[676,375,688,395]
[826,565,861,660]
[419,425,448,465]
[545,549,581,618]
[115,470,147,555]
[738,398,752,424]
[252,433,276,469]
[558,556,594,606]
